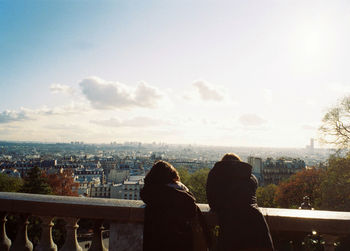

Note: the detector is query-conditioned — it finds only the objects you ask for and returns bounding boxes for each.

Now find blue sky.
[1,0,350,147]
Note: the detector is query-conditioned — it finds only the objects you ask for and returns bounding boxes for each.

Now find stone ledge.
[1,192,350,234]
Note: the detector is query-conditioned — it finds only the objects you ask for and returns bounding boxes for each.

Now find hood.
[213,160,252,179]
[207,160,257,210]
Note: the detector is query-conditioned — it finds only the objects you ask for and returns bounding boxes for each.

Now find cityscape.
[2,0,350,250]
[0,139,332,200]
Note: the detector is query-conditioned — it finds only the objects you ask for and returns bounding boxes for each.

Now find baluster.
[10,214,33,251]
[35,216,57,251]
[60,217,82,251]
[109,222,143,251]
[88,220,107,251]
[0,212,11,251]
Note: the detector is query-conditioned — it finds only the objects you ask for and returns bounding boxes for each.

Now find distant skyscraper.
[248,156,263,184]
[310,138,314,150]
[306,138,315,152]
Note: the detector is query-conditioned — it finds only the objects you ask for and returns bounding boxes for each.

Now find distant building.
[90,184,111,198]
[121,175,144,200]
[247,157,263,184]
[100,159,118,174]
[171,160,216,172]
[74,178,101,196]
[306,138,315,152]
[74,165,104,183]
[110,184,123,199]
[74,165,105,196]
[262,157,305,186]
[107,168,130,184]
[1,168,21,178]
[88,175,144,200]
[40,160,57,168]
[310,138,314,150]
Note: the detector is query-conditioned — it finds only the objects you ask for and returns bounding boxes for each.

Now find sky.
[1,0,350,148]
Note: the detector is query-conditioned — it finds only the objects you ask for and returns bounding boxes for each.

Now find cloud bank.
[0,110,31,124]
[0,102,88,124]
[50,84,75,95]
[192,80,225,102]
[80,77,163,109]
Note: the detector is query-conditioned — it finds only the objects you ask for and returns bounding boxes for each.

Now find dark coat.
[206,160,274,251]
[141,183,209,251]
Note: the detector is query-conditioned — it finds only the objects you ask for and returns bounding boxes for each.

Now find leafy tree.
[20,166,52,194]
[187,168,210,203]
[45,169,79,196]
[319,154,350,211]
[0,173,23,192]
[256,184,277,208]
[274,169,325,209]
[177,167,210,203]
[319,96,350,149]
[6,167,52,247]
[177,167,191,186]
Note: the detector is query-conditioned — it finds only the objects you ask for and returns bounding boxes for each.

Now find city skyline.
[1,0,350,147]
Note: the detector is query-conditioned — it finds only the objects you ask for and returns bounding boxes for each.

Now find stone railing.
[1,192,350,251]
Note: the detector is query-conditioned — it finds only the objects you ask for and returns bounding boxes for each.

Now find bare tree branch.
[318,97,350,149]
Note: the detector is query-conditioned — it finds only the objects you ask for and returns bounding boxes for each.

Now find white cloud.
[0,102,89,125]
[91,116,168,128]
[0,110,31,124]
[39,102,89,115]
[239,114,266,127]
[50,84,75,95]
[79,77,163,110]
[192,80,225,102]
[134,82,163,107]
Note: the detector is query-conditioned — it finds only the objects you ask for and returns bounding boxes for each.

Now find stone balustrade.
[1,192,350,250]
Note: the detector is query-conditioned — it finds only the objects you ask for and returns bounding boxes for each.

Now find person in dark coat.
[206,153,274,251]
[141,160,209,251]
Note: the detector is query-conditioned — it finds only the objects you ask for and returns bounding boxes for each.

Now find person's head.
[221,153,241,162]
[144,160,180,185]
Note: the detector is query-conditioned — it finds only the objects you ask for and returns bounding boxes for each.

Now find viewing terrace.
[1,192,350,251]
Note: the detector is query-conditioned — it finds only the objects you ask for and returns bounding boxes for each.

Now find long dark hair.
[144,160,180,185]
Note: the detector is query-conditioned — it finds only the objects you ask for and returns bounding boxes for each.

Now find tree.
[274,168,325,209]
[177,167,210,203]
[45,169,79,196]
[0,173,23,192]
[319,96,350,149]
[256,184,277,208]
[7,167,52,247]
[20,166,52,194]
[187,168,210,203]
[177,167,191,186]
[319,154,350,211]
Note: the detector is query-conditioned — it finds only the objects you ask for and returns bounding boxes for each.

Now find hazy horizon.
[1,0,350,148]
[0,139,332,151]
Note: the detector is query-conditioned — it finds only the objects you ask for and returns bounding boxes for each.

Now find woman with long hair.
[141,160,209,251]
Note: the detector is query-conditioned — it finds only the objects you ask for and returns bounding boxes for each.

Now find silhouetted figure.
[206,153,274,251]
[141,160,209,251]
[300,196,313,210]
